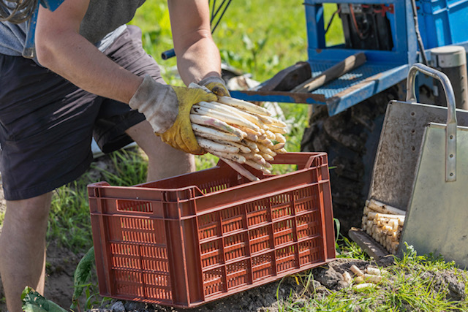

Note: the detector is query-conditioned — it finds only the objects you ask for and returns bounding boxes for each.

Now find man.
[0,0,229,311]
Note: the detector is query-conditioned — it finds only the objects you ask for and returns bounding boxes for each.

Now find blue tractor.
[225,0,468,232]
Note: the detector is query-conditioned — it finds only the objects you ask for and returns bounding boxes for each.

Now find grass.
[286,246,468,311]
[47,148,149,251]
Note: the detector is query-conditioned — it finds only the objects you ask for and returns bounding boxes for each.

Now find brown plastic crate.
[88,152,335,308]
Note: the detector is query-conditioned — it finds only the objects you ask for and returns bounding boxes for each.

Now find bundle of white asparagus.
[361,199,406,254]
[190,96,288,181]
[341,265,386,291]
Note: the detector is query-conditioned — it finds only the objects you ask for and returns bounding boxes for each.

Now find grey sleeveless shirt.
[0,0,146,59]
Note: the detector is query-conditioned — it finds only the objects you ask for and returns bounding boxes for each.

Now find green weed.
[48,182,92,251]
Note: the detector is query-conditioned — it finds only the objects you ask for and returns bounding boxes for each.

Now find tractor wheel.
[300,85,404,235]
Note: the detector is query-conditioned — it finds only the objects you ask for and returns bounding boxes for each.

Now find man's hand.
[129,75,217,155]
[198,76,230,97]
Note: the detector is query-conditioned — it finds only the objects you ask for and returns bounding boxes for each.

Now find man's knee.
[126,120,172,158]
[5,193,52,228]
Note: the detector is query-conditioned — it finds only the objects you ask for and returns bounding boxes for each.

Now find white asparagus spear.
[252,114,288,128]
[354,283,376,291]
[367,199,406,215]
[245,160,271,175]
[249,153,271,168]
[261,161,273,169]
[220,157,260,182]
[209,150,246,164]
[275,133,286,143]
[213,139,251,153]
[382,225,394,234]
[241,139,260,152]
[371,214,404,227]
[193,124,242,142]
[375,213,405,221]
[354,276,365,284]
[342,272,353,284]
[241,132,258,142]
[363,206,370,216]
[190,114,246,138]
[192,105,261,132]
[350,265,364,276]
[254,114,273,125]
[240,152,265,163]
[364,274,382,283]
[199,101,267,129]
[257,144,277,157]
[192,102,263,131]
[268,124,288,134]
[218,96,272,116]
[258,138,275,148]
[276,148,287,154]
[260,152,274,161]
[273,142,285,150]
[236,126,265,141]
[197,138,239,154]
[265,130,276,140]
[389,219,399,230]
[366,267,381,276]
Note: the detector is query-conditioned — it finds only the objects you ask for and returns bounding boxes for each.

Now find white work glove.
[129,75,179,134]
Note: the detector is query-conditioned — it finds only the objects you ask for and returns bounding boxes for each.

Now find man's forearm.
[176,36,222,86]
[36,30,142,104]
[168,0,222,86]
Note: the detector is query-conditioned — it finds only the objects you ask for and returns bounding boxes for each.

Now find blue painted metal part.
[417,0,468,48]
[231,0,468,116]
[231,63,409,115]
[23,0,65,58]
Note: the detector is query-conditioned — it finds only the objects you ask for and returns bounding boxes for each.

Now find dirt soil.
[83,258,466,312]
[2,252,465,312]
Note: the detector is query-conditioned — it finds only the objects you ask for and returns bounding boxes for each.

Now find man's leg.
[126,120,195,181]
[0,192,52,312]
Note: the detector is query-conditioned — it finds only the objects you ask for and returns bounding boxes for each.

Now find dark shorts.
[0,25,165,200]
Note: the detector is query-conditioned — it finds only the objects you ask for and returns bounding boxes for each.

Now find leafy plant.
[48,182,92,251]
[98,149,148,187]
[22,287,67,312]
[71,247,95,311]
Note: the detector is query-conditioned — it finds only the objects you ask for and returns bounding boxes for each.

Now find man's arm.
[35,0,142,104]
[168,0,222,86]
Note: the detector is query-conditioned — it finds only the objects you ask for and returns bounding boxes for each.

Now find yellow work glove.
[129,75,217,154]
[198,76,230,97]
[159,86,217,154]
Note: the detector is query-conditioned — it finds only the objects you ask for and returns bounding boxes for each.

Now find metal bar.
[406,63,457,182]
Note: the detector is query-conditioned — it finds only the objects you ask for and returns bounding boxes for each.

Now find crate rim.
[87,152,329,194]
